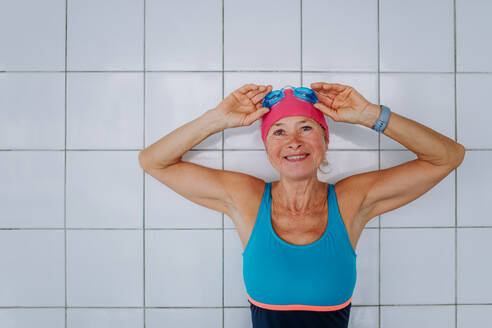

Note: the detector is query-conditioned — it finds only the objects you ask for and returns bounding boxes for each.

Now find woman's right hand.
[214,83,273,129]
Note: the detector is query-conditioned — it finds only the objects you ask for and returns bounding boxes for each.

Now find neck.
[272,178,327,214]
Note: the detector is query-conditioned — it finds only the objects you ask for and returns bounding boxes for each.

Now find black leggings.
[249,300,352,328]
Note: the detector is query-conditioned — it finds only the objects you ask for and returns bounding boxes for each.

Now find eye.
[273,126,312,136]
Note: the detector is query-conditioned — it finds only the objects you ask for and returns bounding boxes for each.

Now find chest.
[229,183,362,253]
[270,205,328,246]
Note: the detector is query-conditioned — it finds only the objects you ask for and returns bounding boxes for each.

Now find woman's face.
[265,116,328,180]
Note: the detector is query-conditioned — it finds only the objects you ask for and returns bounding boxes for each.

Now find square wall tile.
[0,73,65,149]
[146,0,222,70]
[224,150,278,187]
[224,0,300,70]
[380,0,454,72]
[457,228,492,303]
[67,151,142,228]
[380,73,455,149]
[146,308,222,328]
[67,73,143,149]
[380,150,455,227]
[145,72,222,149]
[0,0,65,70]
[348,306,379,328]
[457,74,492,149]
[303,0,378,71]
[0,230,65,306]
[381,305,454,328]
[68,309,143,328]
[381,228,455,304]
[145,230,222,307]
[145,150,223,229]
[0,309,64,328]
[457,305,492,328]
[456,0,492,72]
[67,230,143,306]
[67,0,143,70]
[303,73,379,149]
[224,307,252,328]
[224,72,301,150]
[0,151,64,228]
[457,151,492,227]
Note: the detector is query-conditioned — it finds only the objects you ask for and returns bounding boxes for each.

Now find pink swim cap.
[261,88,329,145]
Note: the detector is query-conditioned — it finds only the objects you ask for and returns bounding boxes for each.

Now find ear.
[320,124,329,148]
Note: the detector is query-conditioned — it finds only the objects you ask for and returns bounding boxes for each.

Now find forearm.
[358,104,465,166]
[138,108,227,169]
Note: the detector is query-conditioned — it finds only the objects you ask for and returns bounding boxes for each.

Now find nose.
[287,138,302,150]
[288,145,302,152]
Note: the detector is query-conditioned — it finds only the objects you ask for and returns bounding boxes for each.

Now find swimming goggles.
[262,85,319,109]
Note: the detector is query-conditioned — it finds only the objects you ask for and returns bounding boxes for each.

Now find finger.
[314,102,337,119]
[246,85,266,98]
[314,91,335,106]
[238,83,259,94]
[316,92,338,100]
[321,83,347,93]
[315,89,340,101]
[311,82,346,93]
[310,82,325,90]
[244,107,270,126]
[247,84,272,99]
[251,85,273,104]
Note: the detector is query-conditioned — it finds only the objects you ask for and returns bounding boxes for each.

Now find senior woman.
[138,83,465,328]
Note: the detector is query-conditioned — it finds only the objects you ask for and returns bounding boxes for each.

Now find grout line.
[300,0,303,86]
[143,0,146,327]
[1,148,491,152]
[453,0,458,327]
[2,148,492,152]
[0,304,485,309]
[11,226,492,231]
[1,70,491,74]
[64,0,68,327]
[2,226,491,231]
[221,0,225,326]
[377,0,382,326]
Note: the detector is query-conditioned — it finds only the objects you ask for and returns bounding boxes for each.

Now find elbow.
[138,151,149,170]
[450,144,466,167]
[137,151,182,170]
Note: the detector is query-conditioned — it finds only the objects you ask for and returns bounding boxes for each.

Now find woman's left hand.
[310,82,374,125]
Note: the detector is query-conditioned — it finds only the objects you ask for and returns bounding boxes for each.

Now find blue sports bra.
[242,181,357,313]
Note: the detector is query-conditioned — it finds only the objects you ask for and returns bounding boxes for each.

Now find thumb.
[314,103,336,120]
[243,107,270,126]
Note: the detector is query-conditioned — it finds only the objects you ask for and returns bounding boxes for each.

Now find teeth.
[286,154,308,160]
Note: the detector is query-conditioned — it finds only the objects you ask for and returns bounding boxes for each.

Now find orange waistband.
[248,295,352,312]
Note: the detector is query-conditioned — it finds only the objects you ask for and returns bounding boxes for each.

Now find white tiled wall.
[0,0,490,327]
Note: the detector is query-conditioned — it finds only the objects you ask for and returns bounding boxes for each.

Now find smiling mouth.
[284,153,310,161]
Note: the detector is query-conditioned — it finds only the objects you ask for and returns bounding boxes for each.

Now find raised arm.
[310,82,465,230]
[342,103,465,226]
[138,84,272,218]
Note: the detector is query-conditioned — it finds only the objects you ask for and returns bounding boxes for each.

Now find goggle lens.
[295,87,318,102]
[262,86,318,109]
